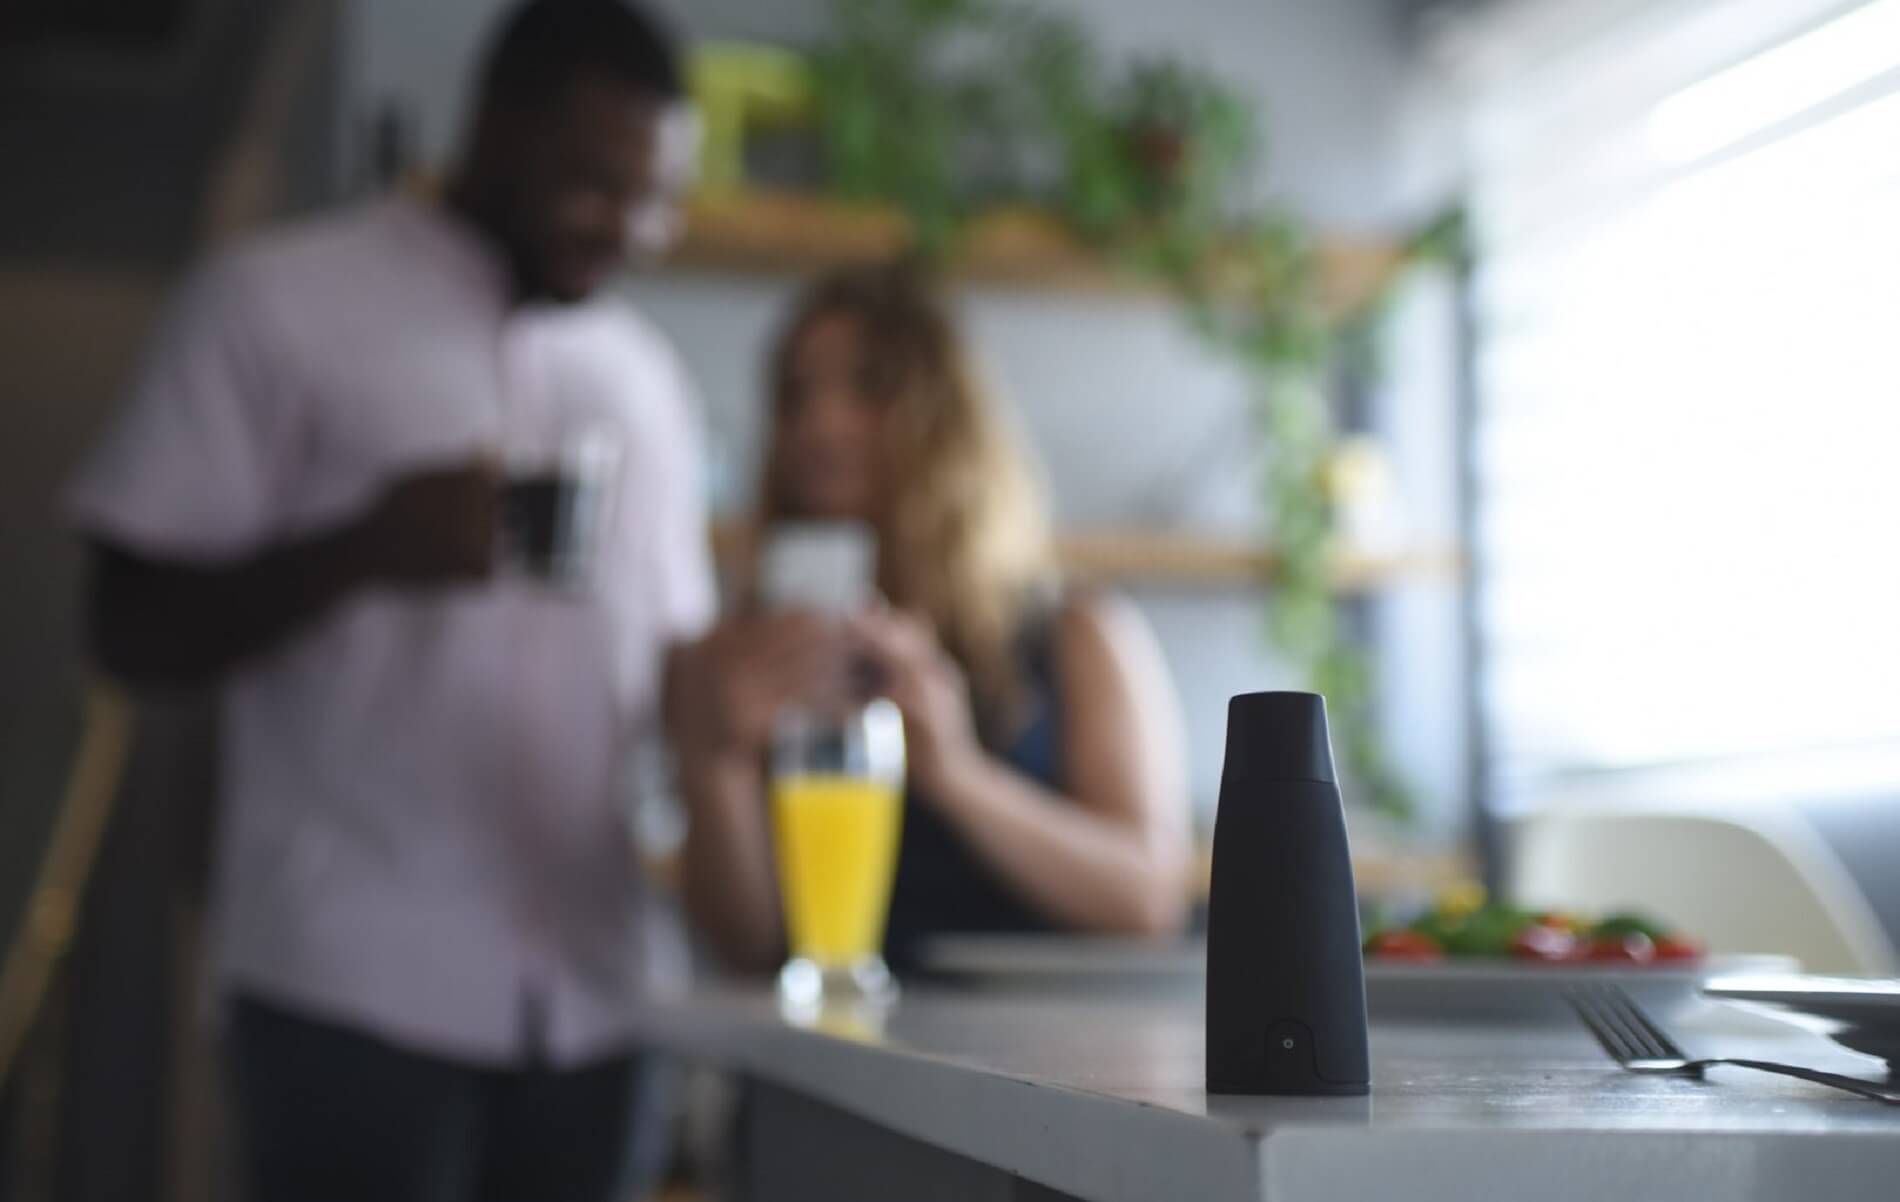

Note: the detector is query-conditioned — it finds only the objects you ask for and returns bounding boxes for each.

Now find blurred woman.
[672,264,1190,972]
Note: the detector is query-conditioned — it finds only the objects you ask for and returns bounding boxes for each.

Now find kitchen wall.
[343,0,1466,823]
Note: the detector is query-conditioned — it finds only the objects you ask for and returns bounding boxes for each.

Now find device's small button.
[1263,1020,1319,1083]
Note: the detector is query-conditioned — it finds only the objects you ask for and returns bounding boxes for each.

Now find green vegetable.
[1440,905,1535,957]
[1592,911,1671,941]
[1407,909,1463,947]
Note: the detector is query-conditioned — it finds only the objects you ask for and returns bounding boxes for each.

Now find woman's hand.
[674,611,845,769]
[851,608,985,799]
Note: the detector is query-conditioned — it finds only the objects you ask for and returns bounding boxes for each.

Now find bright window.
[1454,0,1900,806]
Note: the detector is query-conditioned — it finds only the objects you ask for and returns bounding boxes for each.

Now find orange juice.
[770,773,904,967]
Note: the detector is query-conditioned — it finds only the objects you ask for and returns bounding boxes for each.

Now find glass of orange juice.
[770,697,906,1011]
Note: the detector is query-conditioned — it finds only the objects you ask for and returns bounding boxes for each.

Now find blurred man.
[68,3,710,1198]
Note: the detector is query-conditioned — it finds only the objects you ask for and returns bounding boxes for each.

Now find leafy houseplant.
[807,0,1418,822]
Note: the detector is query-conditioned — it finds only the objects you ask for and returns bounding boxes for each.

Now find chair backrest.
[0,684,135,1082]
[1508,804,1898,975]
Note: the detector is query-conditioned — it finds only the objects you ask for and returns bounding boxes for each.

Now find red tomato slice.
[1366,930,1444,962]
[1584,932,1656,963]
[1652,935,1704,962]
[1509,923,1579,961]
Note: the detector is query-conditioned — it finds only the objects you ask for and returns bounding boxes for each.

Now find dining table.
[629,966,1900,1202]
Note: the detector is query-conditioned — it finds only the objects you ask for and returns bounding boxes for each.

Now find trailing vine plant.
[810,0,1418,821]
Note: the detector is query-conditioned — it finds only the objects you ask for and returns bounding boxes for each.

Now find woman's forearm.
[930,753,1189,937]
[680,757,785,974]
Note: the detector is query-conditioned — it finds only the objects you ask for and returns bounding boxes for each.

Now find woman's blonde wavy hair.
[761,263,1056,727]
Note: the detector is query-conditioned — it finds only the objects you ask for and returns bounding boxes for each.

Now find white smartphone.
[758,521,876,616]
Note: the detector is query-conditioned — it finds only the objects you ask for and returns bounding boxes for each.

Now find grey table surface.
[630,982,1900,1201]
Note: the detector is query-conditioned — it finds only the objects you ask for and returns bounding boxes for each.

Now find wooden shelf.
[711,522,1458,591]
[669,191,1402,318]
[1057,530,1460,590]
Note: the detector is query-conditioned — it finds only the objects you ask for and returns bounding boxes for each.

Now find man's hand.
[351,459,501,586]
[85,458,503,688]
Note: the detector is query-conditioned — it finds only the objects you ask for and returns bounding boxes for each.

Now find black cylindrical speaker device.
[1205,691,1370,1096]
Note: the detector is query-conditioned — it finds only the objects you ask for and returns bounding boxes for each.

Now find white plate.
[1365,955,1797,1023]
[915,935,1202,994]
[1705,974,1900,1066]
[913,934,1795,1022]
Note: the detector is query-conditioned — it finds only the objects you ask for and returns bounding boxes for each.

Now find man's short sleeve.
[67,251,300,560]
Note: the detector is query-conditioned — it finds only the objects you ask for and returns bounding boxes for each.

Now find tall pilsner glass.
[770,697,906,1011]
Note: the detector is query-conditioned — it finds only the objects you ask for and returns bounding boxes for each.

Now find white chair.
[1508,804,1898,975]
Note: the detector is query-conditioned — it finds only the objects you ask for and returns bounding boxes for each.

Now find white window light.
[1466,0,1900,807]
[1648,0,1900,164]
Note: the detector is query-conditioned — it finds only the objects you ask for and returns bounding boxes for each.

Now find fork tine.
[1567,987,1636,1063]
[1602,986,1687,1061]
[1592,984,1671,1061]
[1569,984,1675,1063]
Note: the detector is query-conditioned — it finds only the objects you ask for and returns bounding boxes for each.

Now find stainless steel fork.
[1567,983,1900,1104]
